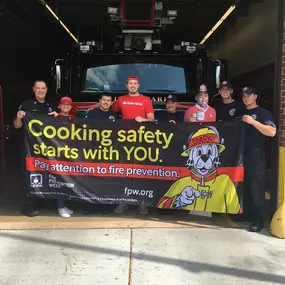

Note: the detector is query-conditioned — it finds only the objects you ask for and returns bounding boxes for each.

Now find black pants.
[21,153,38,213]
[243,147,266,223]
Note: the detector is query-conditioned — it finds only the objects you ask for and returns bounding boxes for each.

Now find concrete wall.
[209,0,278,79]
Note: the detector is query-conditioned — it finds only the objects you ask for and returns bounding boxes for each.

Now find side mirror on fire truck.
[215,60,222,89]
[53,59,65,95]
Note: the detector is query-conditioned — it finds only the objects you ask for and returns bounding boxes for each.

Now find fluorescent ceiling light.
[39,0,78,43]
[200,5,236,45]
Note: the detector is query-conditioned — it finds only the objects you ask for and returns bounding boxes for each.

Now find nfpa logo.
[30,174,43,188]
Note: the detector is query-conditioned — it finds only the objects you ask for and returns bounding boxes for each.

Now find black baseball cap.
[220,81,232,89]
[198,84,208,93]
[166,94,178,103]
[242,86,256,95]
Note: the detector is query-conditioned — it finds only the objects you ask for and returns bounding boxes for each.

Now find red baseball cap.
[60,96,72,104]
[127,76,139,83]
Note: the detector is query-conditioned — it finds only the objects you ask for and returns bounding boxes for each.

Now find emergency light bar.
[174,42,203,53]
[78,41,102,53]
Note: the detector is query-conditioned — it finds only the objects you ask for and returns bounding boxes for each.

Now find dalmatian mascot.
[157,127,240,214]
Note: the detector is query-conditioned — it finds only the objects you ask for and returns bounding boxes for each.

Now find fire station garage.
[0,0,284,230]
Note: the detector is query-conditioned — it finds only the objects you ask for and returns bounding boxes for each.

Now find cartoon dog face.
[185,144,220,177]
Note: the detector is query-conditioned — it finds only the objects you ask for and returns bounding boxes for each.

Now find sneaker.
[138,203,148,215]
[58,208,70,219]
[64,207,74,215]
[114,203,128,214]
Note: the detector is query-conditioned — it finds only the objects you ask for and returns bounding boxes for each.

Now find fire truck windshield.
[83,63,186,94]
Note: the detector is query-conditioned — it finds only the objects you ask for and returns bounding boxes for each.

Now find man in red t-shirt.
[112,76,155,122]
[113,76,154,215]
[184,84,216,123]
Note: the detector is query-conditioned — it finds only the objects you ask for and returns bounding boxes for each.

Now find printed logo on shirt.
[229,109,236,116]
[109,116,115,120]
[251,114,257,120]
[123,101,143,106]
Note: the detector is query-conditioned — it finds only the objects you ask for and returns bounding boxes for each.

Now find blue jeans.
[57,199,65,209]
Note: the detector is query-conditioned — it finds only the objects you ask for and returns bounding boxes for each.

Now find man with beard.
[112,75,155,122]
[240,86,276,232]
[84,94,117,215]
[214,81,245,121]
[155,94,184,123]
[86,93,117,120]
[14,80,58,217]
[184,85,216,122]
[112,75,154,215]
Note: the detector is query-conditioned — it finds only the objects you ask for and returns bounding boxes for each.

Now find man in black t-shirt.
[214,81,245,121]
[84,94,117,214]
[155,94,184,123]
[85,94,117,120]
[13,80,58,217]
[239,86,276,232]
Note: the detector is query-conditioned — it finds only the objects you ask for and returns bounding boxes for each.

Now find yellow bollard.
[270,201,285,238]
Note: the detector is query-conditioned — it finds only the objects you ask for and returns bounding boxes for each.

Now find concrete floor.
[0,163,283,285]
[0,228,284,285]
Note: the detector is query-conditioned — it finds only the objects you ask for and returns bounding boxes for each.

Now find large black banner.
[23,113,244,214]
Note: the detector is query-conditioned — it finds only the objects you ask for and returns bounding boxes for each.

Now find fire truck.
[52,0,225,117]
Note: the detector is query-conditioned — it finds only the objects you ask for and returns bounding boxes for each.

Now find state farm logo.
[122,101,143,106]
[30,174,43,188]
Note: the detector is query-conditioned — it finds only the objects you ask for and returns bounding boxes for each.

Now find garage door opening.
[0,0,281,226]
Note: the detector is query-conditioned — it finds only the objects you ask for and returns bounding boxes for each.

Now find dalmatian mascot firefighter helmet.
[157,127,240,214]
[182,126,225,181]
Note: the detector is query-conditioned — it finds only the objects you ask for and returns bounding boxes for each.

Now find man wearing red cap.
[112,76,154,214]
[112,76,155,122]
[184,85,216,123]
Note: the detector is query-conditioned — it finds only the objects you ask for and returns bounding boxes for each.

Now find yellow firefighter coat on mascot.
[157,127,240,214]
